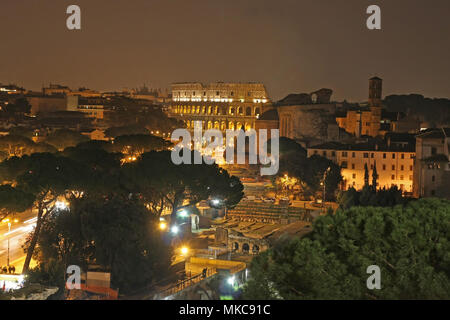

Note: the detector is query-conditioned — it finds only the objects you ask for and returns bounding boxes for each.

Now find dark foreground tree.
[28,196,173,293]
[45,129,89,150]
[122,150,244,222]
[243,198,450,300]
[0,153,87,273]
[0,184,34,221]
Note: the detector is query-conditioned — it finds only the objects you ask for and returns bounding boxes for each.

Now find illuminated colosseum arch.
[245,107,252,116]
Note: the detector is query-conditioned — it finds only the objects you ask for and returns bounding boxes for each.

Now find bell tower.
[368,76,382,136]
[368,76,382,107]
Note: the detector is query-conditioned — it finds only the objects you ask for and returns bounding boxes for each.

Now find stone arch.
[229,121,235,130]
[237,106,243,115]
[245,107,252,116]
[207,106,212,115]
[242,243,250,254]
[229,107,235,115]
[207,121,213,130]
[196,106,200,114]
[221,121,227,131]
[214,121,220,129]
[236,122,243,130]
[222,106,227,115]
[245,122,252,131]
[254,107,261,116]
[214,106,219,115]
[233,242,239,252]
[252,244,260,254]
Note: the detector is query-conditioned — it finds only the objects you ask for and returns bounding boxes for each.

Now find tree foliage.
[243,198,450,300]
[276,139,342,200]
[44,129,89,150]
[31,196,174,293]
[337,186,404,209]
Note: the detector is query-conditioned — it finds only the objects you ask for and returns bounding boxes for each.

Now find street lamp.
[1,218,19,266]
[171,225,179,235]
[322,167,331,208]
[159,221,167,231]
[180,246,189,255]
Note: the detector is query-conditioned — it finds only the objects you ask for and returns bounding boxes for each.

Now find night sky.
[1,0,449,101]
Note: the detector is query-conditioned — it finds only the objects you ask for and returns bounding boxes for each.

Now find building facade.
[169,82,272,132]
[336,77,383,137]
[307,140,415,193]
[413,128,450,199]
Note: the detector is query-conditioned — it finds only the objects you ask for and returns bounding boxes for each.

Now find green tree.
[8,127,35,139]
[105,125,149,139]
[0,135,36,157]
[364,163,369,187]
[122,150,244,222]
[3,98,31,116]
[243,198,450,300]
[0,184,34,221]
[0,153,87,273]
[45,129,89,150]
[372,161,378,188]
[111,134,172,155]
[31,195,174,293]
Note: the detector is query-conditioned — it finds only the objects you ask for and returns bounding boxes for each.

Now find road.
[0,209,38,274]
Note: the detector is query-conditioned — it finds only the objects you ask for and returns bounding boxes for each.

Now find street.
[0,209,38,274]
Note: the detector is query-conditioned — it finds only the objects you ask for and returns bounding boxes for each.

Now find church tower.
[368,76,383,107]
[368,76,382,136]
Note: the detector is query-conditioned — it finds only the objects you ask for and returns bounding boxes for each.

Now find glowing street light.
[159,221,167,231]
[180,246,189,255]
[227,276,235,286]
[171,225,179,235]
